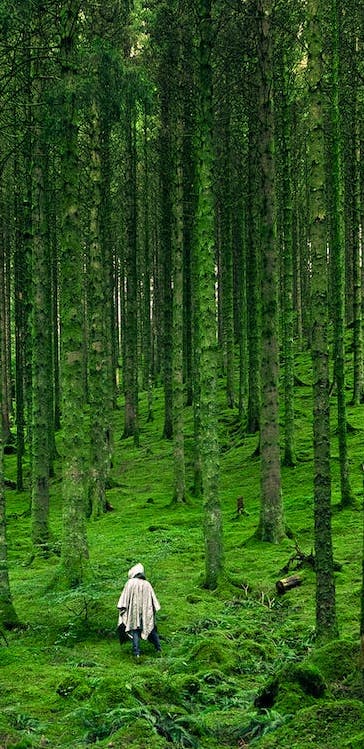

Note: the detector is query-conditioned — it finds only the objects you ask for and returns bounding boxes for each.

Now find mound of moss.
[189,633,238,673]
[256,699,364,748]
[87,716,169,749]
[130,667,180,704]
[237,637,276,673]
[255,661,326,714]
[202,707,251,743]
[307,639,359,683]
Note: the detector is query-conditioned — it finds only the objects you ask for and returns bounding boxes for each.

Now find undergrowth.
[2,345,364,748]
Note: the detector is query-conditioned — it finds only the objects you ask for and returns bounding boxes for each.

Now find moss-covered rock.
[202,707,250,743]
[90,676,137,710]
[237,637,276,673]
[189,634,238,672]
[256,699,364,748]
[308,639,359,683]
[130,667,179,704]
[87,717,169,749]
[255,661,326,714]
[284,662,326,697]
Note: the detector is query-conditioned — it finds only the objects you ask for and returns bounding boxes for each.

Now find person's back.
[117,563,161,657]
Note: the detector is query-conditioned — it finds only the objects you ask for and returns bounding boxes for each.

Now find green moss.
[173,673,201,698]
[308,639,359,682]
[90,676,137,710]
[56,675,83,697]
[284,662,326,697]
[4,345,364,749]
[86,717,169,749]
[202,707,250,742]
[196,667,226,685]
[190,634,238,672]
[237,637,276,672]
[257,699,364,748]
[130,668,179,704]
[343,732,364,748]
[274,680,319,715]
[255,661,326,716]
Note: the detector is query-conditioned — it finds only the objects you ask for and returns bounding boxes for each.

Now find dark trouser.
[131,627,161,656]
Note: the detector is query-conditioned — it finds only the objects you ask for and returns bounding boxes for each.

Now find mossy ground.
[2,346,364,748]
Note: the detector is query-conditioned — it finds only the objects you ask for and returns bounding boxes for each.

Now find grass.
[2,347,364,748]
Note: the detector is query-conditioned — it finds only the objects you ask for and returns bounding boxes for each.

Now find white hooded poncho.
[117,566,160,640]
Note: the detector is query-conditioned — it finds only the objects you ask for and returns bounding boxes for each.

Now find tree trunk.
[0,328,19,628]
[122,93,139,445]
[196,0,223,589]
[276,55,296,468]
[57,0,89,588]
[31,17,52,550]
[307,0,338,641]
[172,154,186,504]
[257,0,285,543]
[329,0,354,507]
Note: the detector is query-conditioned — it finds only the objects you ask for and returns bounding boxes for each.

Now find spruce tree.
[307,0,338,641]
[256,0,285,543]
[196,0,223,588]
[57,0,89,587]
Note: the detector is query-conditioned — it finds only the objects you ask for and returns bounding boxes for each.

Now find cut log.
[276,574,302,595]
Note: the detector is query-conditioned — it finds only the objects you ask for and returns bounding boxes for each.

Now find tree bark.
[257,0,285,543]
[307,0,338,641]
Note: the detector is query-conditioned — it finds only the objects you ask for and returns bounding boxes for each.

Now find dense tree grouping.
[0,0,363,642]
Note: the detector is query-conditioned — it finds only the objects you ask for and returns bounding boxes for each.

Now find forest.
[1,0,364,747]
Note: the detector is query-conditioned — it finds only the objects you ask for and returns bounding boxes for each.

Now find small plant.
[239,708,293,743]
[153,710,200,748]
[8,713,44,734]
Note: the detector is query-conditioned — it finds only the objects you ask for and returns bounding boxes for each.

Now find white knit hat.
[128,562,144,579]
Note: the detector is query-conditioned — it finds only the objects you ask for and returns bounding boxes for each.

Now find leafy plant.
[153,710,201,748]
[239,708,293,743]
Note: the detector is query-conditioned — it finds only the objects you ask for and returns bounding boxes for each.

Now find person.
[117,562,161,658]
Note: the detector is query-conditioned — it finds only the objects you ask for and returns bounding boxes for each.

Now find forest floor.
[2,347,364,749]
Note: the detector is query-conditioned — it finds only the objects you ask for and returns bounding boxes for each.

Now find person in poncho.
[117,563,161,657]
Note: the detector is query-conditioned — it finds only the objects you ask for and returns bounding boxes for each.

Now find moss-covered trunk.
[329,0,354,507]
[31,17,52,550]
[196,0,223,589]
[275,55,296,468]
[122,93,139,445]
[0,327,19,628]
[58,0,89,587]
[87,95,113,518]
[257,0,285,543]
[307,0,338,641]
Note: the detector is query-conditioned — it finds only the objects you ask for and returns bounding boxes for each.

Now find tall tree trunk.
[215,81,235,408]
[196,0,223,589]
[307,0,338,641]
[122,93,139,445]
[159,84,174,440]
[142,110,153,422]
[256,0,285,543]
[276,55,296,468]
[0,326,19,628]
[58,0,89,587]
[87,95,112,517]
[31,16,52,550]
[329,0,354,507]
[172,152,186,504]
[0,176,11,445]
[246,124,261,435]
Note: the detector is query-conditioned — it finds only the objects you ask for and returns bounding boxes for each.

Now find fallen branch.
[276,574,302,595]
